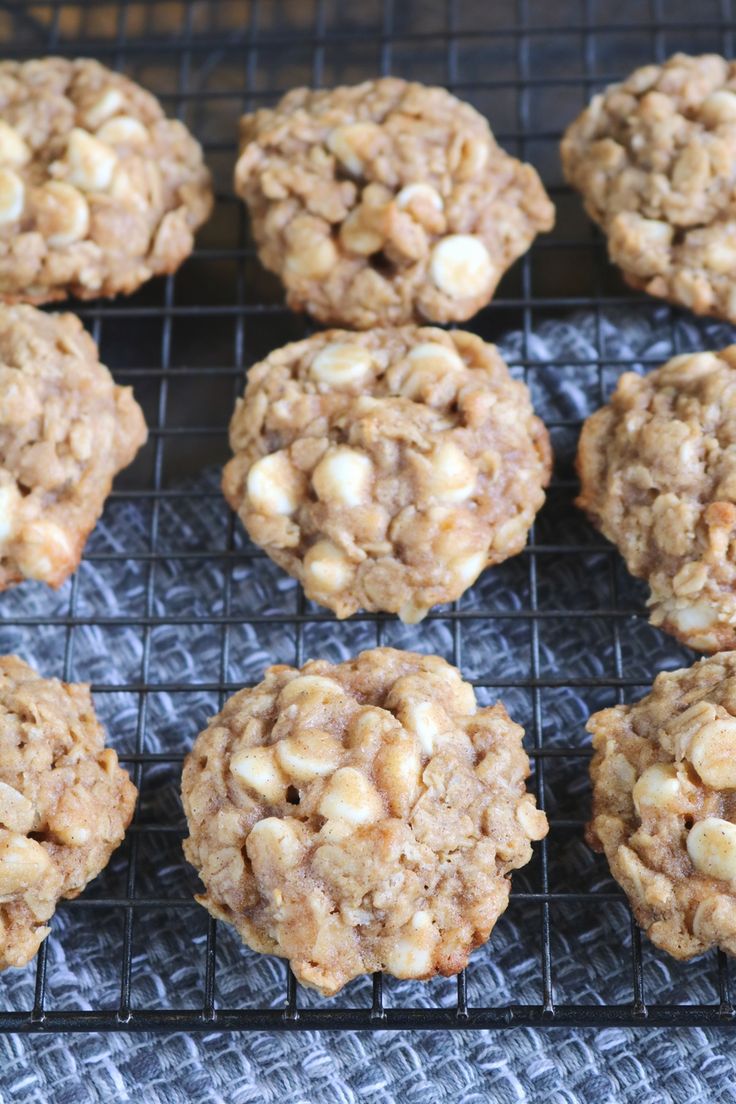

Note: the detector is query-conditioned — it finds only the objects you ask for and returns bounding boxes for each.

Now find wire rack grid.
[0,0,735,1034]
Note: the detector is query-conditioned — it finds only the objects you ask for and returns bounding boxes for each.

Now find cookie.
[562,53,736,323]
[576,346,736,652]
[234,78,554,328]
[0,304,147,590]
[182,647,547,995]
[588,651,736,961]
[0,57,212,303]
[0,655,137,969]
[222,326,551,622]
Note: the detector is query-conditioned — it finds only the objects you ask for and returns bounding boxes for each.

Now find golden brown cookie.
[235,78,554,328]
[576,346,736,652]
[0,655,137,969]
[0,57,212,303]
[562,53,736,323]
[222,326,551,622]
[182,647,547,995]
[588,651,736,961]
[0,304,147,590]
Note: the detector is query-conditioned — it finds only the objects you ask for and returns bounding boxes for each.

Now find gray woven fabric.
[1,307,736,1102]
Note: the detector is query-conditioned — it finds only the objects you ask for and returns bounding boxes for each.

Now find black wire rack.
[0,0,736,1035]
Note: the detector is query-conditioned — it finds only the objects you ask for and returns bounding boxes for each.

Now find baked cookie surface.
[588,652,736,961]
[576,346,736,652]
[0,57,212,303]
[0,304,147,590]
[562,53,736,323]
[0,655,137,969]
[182,647,547,995]
[222,326,551,621]
[234,78,554,328]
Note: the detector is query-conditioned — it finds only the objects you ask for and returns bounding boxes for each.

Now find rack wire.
[0,0,735,1033]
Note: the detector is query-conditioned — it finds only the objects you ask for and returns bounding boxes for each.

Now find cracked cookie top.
[0,57,212,303]
[222,325,551,622]
[562,53,736,323]
[182,647,547,995]
[577,346,736,652]
[235,77,554,328]
[588,651,736,961]
[0,655,137,970]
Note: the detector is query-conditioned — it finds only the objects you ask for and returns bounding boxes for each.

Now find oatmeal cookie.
[0,57,212,303]
[588,651,736,961]
[182,647,547,995]
[0,655,137,969]
[562,53,736,323]
[0,304,147,590]
[222,326,551,621]
[234,78,554,328]
[576,346,736,652]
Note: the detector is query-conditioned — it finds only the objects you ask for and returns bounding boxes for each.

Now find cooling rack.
[0,0,735,1034]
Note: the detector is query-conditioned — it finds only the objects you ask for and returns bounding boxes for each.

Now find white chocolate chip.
[632,763,682,815]
[687,718,736,789]
[65,128,117,192]
[430,234,495,299]
[284,234,337,278]
[303,540,354,594]
[346,707,398,756]
[275,729,343,781]
[687,817,736,883]
[634,216,674,251]
[0,121,30,168]
[0,832,51,896]
[702,89,736,125]
[318,766,384,824]
[374,740,421,816]
[230,746,287,803]
[455,137,489,178]
[96,115,149,146]
[70,420,94,461]
[310,343,374,389]
[326,123,382,176]
[82,86,125,129]
[396,183,443,211]
[0,482,20,545]
[36,181,90,247]
[450,549,487,587]
[278,674,344,708]
[402,700,443,755]
[390,342,465,403]
[384,911,438,978]
[246,451,304,516]
[246,816,303,868]
[0,781,34,835]
[0,169,24,225]
[407,342,464,372]
[428,441,478,504]
[704,240,736,274]
[15,520,75,582]
[667,602,719,633]
[54,823,91,847]
[312,446,373,507]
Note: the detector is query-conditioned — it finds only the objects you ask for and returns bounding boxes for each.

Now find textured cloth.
[1,307,736,1101]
